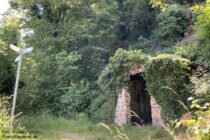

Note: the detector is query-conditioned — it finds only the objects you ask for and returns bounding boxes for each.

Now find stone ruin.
[114,73,164,126]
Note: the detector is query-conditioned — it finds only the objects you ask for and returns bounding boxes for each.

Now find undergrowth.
[17,114,172,140]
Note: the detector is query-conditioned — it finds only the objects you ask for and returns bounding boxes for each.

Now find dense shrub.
[124,0,157,39]
[174,40,210,69]
[151,4,191,47]
[173,1,210,68]
[192,1,210,43]
[144,54,191,120]
[191,73,210,103]
[129,36,152,52]
[99,49,147,91]
[0,59,14,96]
[55,81,99,118]
[174,97,210,140]
[0,97,33,139]
[0,96,11,136]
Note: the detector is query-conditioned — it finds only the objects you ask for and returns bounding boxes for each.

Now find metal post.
[11,54,23,124]
[9,44,33,131]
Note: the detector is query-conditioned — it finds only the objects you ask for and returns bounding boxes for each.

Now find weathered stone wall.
[150,96,164,126]
[115,90,164,126]
[114,89,131,124]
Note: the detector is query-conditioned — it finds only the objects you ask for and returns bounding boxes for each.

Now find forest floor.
[16,114,191,140]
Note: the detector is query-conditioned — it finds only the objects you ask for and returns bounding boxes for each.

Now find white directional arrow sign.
[9,44,33,128]
[10,44,33,55]
[10,44,21,53]
[15,56,21,62]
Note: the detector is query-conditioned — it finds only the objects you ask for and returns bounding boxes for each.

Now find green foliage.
[77,46,107,81]
[0,56,14,96]
[173,1,210,68]
[0,97,34,140]
[131,36,151,50]
[90,98,116,123]
[0,16,21,46]
[0,96,11,135]
[191,0,210,43]
[174,40,210,68]
[57,81,99,118]
[124,0,157,39]
[99,49,147,90]
[87,95,107,122]
[157,4,189,39]
[55,51,81,87]
[151,4,190,47]
[99,123,173,140]
[99,123,130,140]
[0,15,21,96]
[174,43,199,62]
[186,98,210,140]
[149,0,198,10]
[190,73,210,103]
[12,0,121,117]
[150,0,168,10]
[172,97,210,140]
[17,115,173,140]
[144,54,191,120]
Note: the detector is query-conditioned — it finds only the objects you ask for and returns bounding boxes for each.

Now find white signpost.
[9,44,33,127]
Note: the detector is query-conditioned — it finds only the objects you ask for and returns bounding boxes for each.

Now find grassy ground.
[16,114,174,140]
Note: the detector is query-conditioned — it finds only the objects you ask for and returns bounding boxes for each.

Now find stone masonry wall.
[114,89,131,124]
[115,90,164,126]
[150,96,164,126]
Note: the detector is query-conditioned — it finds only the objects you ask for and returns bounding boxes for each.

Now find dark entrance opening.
[129,73,152,125]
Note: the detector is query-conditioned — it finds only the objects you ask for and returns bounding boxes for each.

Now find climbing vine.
[99,51,193,121]
[144,54,191,120]
[99,49,147,92]
[98,49,147,121]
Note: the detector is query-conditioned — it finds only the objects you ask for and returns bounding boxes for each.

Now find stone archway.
[114,73,164,126]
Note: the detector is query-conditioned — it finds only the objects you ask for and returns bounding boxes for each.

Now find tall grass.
[17,114,173,140]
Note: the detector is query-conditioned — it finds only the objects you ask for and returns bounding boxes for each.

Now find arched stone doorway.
[114,73,164,126]
[129,74,152,125]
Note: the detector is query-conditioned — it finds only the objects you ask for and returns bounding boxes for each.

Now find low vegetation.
[17,114,173,140]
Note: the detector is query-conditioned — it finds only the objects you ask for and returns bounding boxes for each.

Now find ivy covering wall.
[144,54,191,120]
[99,50,193,121]
[99,49,147,92]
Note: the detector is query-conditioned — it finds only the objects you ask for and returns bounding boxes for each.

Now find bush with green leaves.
[144,54,191,120]
[173,38,210,68]
[186,98,210,140]
[190,73,210,104]
[56,81,99,118]
[151,4,190,47]
[171,97,210,140]
[129,36,152,52]
[99,49,147,91]
[173,1,210,68]
[0,96,11,137]
[124,0,157,39]
[98,48,147,96]
[191,0,210,43]
[0,96,34,139]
